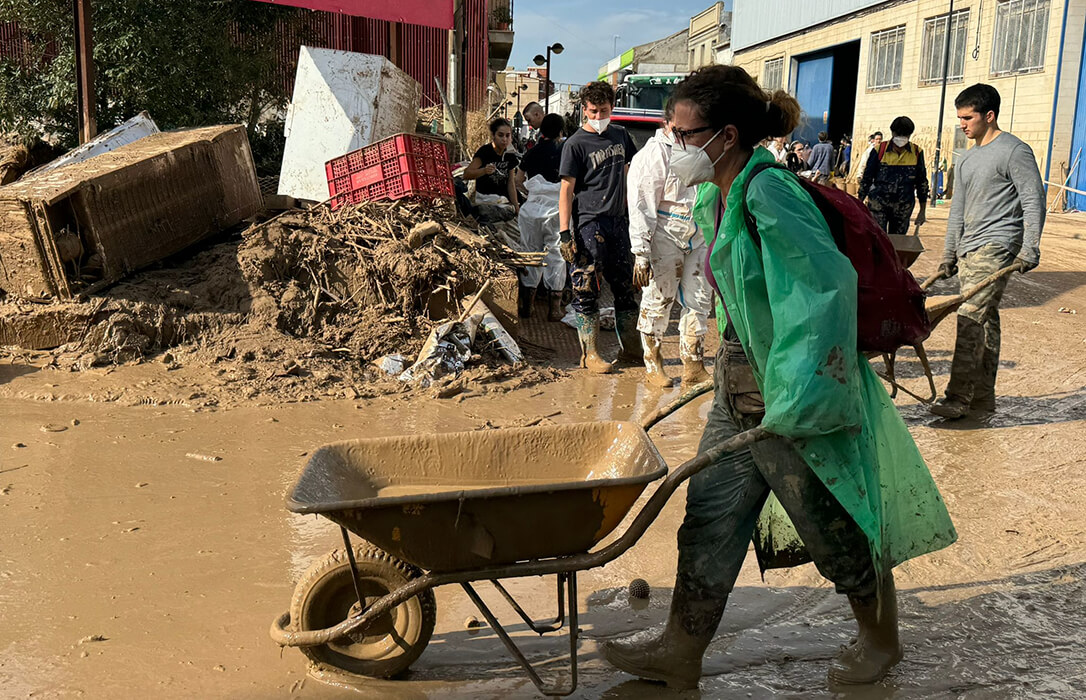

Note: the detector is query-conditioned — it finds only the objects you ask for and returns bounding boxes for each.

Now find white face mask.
[670,129,725,187]
[892,136,909,147]
[587,117,610,133]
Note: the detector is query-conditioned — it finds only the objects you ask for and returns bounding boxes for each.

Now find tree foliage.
[0,0,306,170]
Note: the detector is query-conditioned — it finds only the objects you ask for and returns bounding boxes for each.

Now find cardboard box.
[0,125,262,299]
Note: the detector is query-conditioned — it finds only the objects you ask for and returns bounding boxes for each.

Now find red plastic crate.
[326,133,454,210]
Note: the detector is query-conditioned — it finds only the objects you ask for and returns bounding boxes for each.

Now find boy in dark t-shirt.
[557,81,639,373]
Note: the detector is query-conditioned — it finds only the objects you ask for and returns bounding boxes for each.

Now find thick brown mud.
[2,209,1086,698]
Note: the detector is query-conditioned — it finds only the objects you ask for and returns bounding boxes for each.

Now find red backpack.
[741,162,930,353]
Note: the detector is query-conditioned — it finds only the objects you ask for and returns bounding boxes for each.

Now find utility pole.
[73,0,97,144]
[931,0,955,207]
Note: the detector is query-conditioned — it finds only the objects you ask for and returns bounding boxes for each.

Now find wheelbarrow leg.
[914,343,937,403]
[340,526,366,611]
[490,574,566,634]
[883,352,899,399]
[461,572,580,697]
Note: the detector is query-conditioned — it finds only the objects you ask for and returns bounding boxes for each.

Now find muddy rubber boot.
[601,590,722,690]
[574,313,614,374]
[680,335,711,387]
[615,310,643,364]
[930,396,970,419]
[828,573,903,685]
[547,290,565,322]
[641,333,674,388]
[517,283,536,319]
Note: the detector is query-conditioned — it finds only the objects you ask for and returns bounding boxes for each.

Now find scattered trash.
[186,453,223,463]
[464,615,486,632]
[78,635,108,644]
[1058,307,1077,314]
[12,443,26,449]
[628,578,651,600]
[135,482,148,488]
[40,424,67,433]
[399,318,478,387]
[373,354,409,376]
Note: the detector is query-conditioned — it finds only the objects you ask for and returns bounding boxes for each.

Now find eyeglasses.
[670,125,714,148]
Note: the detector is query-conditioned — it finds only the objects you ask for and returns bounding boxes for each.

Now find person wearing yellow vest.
[858,116,929,235]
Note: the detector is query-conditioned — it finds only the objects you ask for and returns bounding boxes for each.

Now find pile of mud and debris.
[0,199,562,406]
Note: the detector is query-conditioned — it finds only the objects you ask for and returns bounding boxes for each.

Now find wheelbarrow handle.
[640,379,714,431]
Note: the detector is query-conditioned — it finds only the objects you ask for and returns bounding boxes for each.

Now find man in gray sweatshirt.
[932,83,1045,419]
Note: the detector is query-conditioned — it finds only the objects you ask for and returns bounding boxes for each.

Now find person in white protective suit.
[627,111,712,388]
[515,113,567,320]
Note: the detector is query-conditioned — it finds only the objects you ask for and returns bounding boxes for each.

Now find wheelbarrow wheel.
[290,543,436,679]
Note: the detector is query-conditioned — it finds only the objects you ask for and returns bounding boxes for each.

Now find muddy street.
[2,208,1086,699]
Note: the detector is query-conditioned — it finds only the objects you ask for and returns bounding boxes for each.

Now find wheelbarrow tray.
[285,421,667,573]
[887,233,925,268]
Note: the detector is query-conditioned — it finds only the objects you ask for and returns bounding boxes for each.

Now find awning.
[252,0,454,30]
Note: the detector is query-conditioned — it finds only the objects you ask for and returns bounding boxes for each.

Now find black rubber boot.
[547,289,565,322]
[517,283,536,319]
[614,310,642,363]
[828,572,903,685]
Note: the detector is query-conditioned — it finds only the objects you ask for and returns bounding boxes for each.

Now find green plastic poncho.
[692,147,956,574]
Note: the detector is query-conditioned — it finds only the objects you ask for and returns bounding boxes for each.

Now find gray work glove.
[937,261,958,278]
[1014,256,1038,274]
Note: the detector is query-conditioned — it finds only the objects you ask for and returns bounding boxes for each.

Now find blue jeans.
[672,342,876,636]
[569,215,638,316]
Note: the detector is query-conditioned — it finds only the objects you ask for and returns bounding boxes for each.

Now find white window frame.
[919,9,970,86]
[763,57,784,90]
[991,0,1050,76]
[867,25,906,91]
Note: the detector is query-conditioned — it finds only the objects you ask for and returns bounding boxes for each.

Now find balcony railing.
[489,0,513,31]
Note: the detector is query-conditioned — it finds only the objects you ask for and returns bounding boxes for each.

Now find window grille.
[991,0,1050,75]
[867,25,906,91]
[919,9,970,85]
[763,57,783,90]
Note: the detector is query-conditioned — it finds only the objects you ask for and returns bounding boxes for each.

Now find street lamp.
[516,82,529,115]
[533,42,564,103]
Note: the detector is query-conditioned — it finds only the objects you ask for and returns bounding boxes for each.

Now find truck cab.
[610,73,685,149]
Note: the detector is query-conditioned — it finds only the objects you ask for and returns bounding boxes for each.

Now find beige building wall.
[734,0,1085,190]
[497,69,546,120]
[690,2,726,69]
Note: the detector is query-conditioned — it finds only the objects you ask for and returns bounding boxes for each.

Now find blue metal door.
[1068,31,1086,211]
[793,52,834,147]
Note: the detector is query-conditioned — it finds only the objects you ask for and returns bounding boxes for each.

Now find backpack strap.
[878,141,889,160]
[740,161,792,249]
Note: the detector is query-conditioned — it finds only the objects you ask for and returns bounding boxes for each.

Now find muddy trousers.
[672,343,877,638]
[569,215,638,316]
[945,243,1016,407]
[866,198,915,236]
[635,236,712,362]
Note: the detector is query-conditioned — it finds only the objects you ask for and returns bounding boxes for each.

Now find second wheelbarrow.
[271,409,763,696]
[877,262,1023,403]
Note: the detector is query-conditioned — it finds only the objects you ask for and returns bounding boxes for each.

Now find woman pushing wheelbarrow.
[602,66,957,689]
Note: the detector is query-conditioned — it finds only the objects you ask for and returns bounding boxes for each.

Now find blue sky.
[508,1,732,86]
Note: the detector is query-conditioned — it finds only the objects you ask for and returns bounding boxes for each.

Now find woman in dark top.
[517,113,564,184]
[464,117,519,210]
[785,140,807,174]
